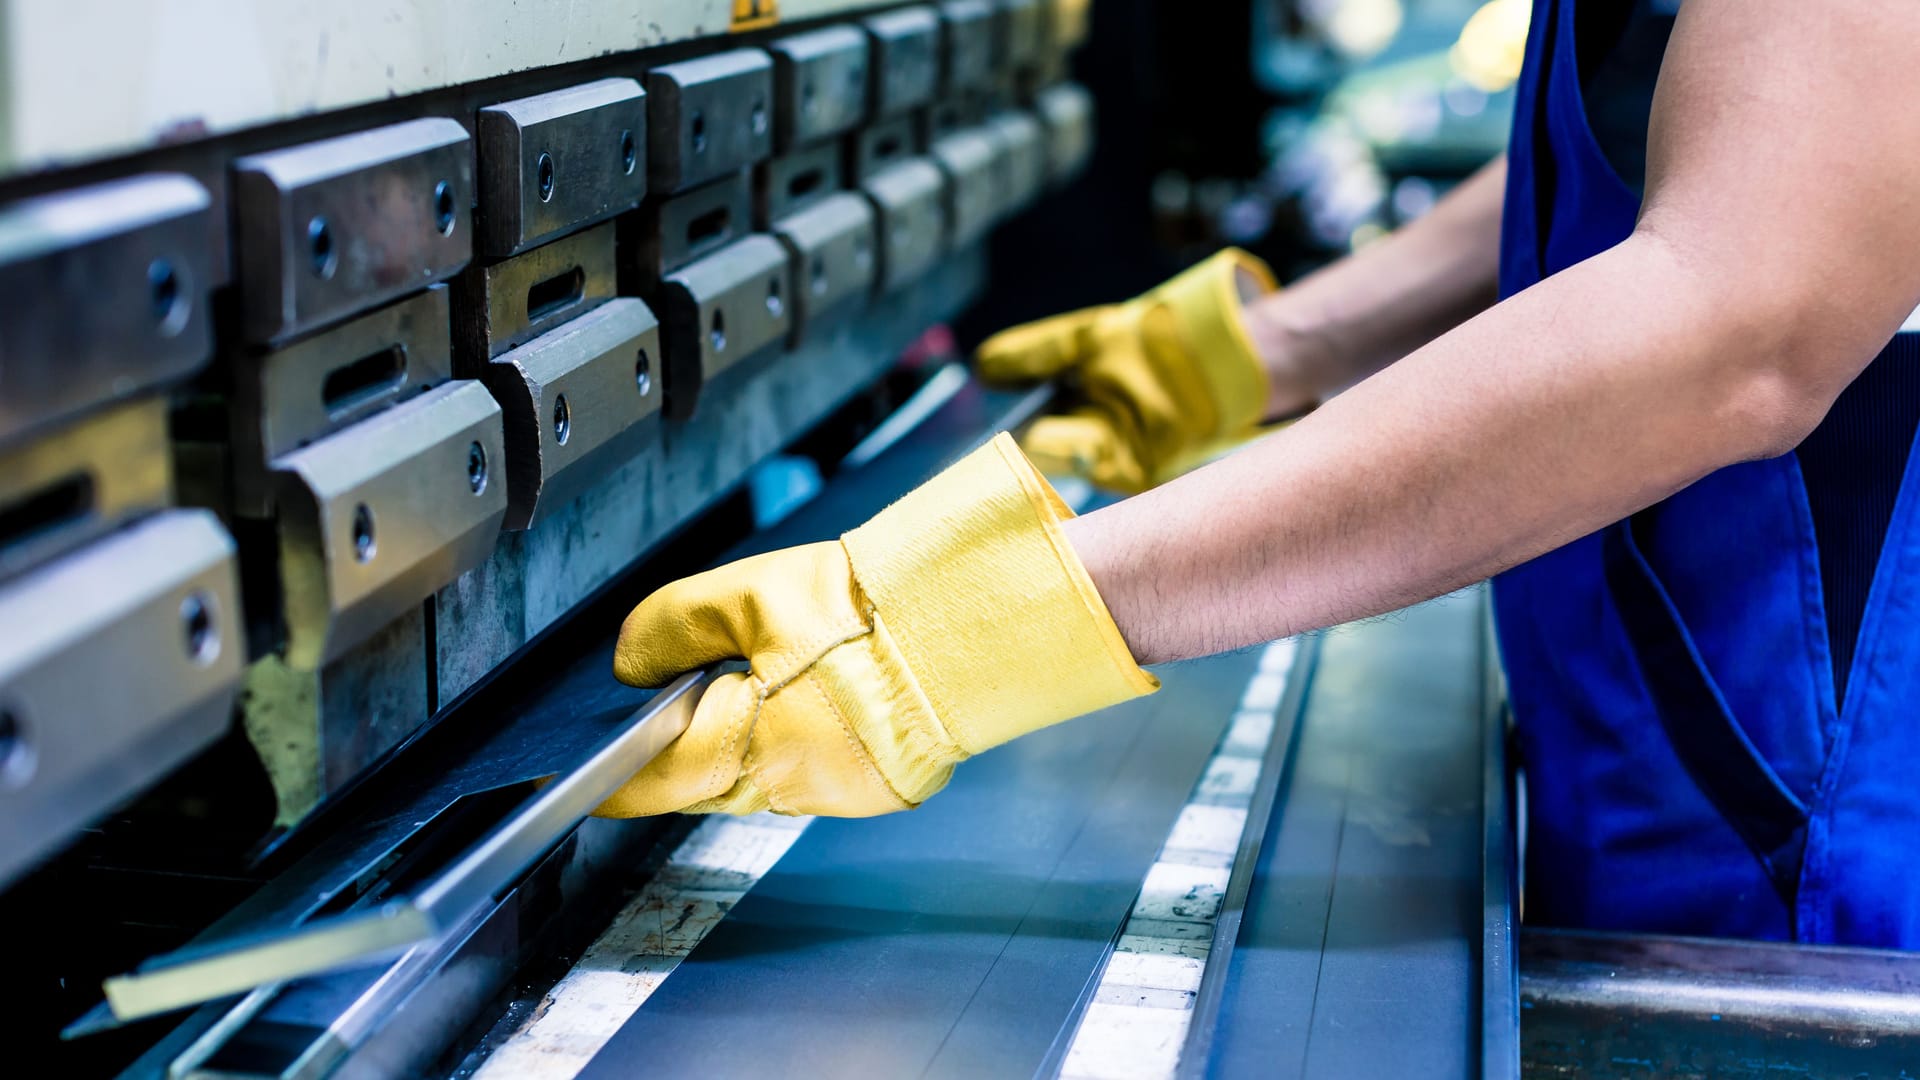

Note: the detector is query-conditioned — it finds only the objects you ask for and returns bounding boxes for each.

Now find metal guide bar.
[1189,590,1493,1078]
[1169,634,1324,1080]
[83,668,709,1027]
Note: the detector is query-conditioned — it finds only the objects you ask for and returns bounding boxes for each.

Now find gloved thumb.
[975,305,1110,383]
[594,672,769,817]
[1020,411,1151,495]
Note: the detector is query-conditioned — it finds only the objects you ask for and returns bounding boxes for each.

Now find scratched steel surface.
[577,650,1258,1079]
[1200,592,1488,1079]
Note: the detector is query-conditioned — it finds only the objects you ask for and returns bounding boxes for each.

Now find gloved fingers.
[593,671,766,817]
[1020,411,1152,495]
[975,305,1112,383]
[612,542,861,688]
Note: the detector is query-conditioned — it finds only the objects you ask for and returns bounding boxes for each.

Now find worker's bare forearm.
[1066,0,1920,667]
[1244,157,1506,418]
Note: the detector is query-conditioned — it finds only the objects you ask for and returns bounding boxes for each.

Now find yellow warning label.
[731,0,779,31]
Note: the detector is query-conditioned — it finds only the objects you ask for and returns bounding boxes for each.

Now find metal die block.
[863,7,941,118]
[998,0,1046,70]
[476,77,648,257]
[848,114,922,181]
[482,298,663,530]
[233,118,473,344]
[0,398,172,584]
[768,25,870,151]
[756,140,845,225]
[0,174,214,447]
[655,235,792,418]
[453,221,617,364]
[0,510,242,886]
[1035,82,1095,187]
[272,381,507,669]
[931,128,1005,248]
[647,50,776,195]
[862,159,948,295]
[939,1,999,93]
[232,288,454,519]
[986,109,1048,216]
[771,193,877,346]
[635,173,755,285]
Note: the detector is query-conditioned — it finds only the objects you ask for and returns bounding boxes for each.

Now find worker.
[599,0,1920,949]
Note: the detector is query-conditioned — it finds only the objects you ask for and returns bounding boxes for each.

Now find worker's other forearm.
[1244,156,1506,418]
[1065,225,1901,666]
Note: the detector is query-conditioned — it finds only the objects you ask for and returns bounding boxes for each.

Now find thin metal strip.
[95,671,705,1024]
[1480,593,1521,1079]
[1170,634,1324,1080]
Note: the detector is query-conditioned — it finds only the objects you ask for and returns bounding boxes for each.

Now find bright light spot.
[1449,0,1532,92]
[1303,0,1406,60]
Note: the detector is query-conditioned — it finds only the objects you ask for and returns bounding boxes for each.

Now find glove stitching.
[755,614,872,692]
[861,604,975,757]
[706,672,762,806]
[803,673,915,811]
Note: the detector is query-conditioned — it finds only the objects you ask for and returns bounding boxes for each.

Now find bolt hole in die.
[352,503,377,562]
[0,707,33,789]
[787,168,825,201]
[691,110,708,154]
[467,441,489,494]
[536,151,556,202]
[766,276,784,317]
[433,180,457,235]
[811,256,828,295]
[751,99,768,137]
[322,345,409,418]
[307,216,337,279]
[635,348,652,396]
[148,257,190,337]
[710,308,727,352]
[553,394,571,445]
[180,590,220,665]
[619,129,637,175]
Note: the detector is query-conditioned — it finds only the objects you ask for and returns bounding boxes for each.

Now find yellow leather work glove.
[599,433,1159,818]
[976,248,1281,494]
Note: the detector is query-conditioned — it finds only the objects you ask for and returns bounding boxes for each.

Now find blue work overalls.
[1496,0,1920,945]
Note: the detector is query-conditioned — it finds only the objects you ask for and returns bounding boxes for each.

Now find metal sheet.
[0,510,243,888]
[98,671,704,1025]
[1198,591,1488,1079]
[232,118,473,345]
[0,174,214,448]
[475,78,648,258]
[577,649,1259,1080]
[767,25,871,151]
[647,50,776,195]
[481,297,665,531]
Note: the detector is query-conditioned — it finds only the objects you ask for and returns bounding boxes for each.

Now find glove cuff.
[1147,248,1278,437]
[842,433,1159,755]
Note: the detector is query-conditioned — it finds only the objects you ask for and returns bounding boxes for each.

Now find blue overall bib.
[1496,0,1920,946]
